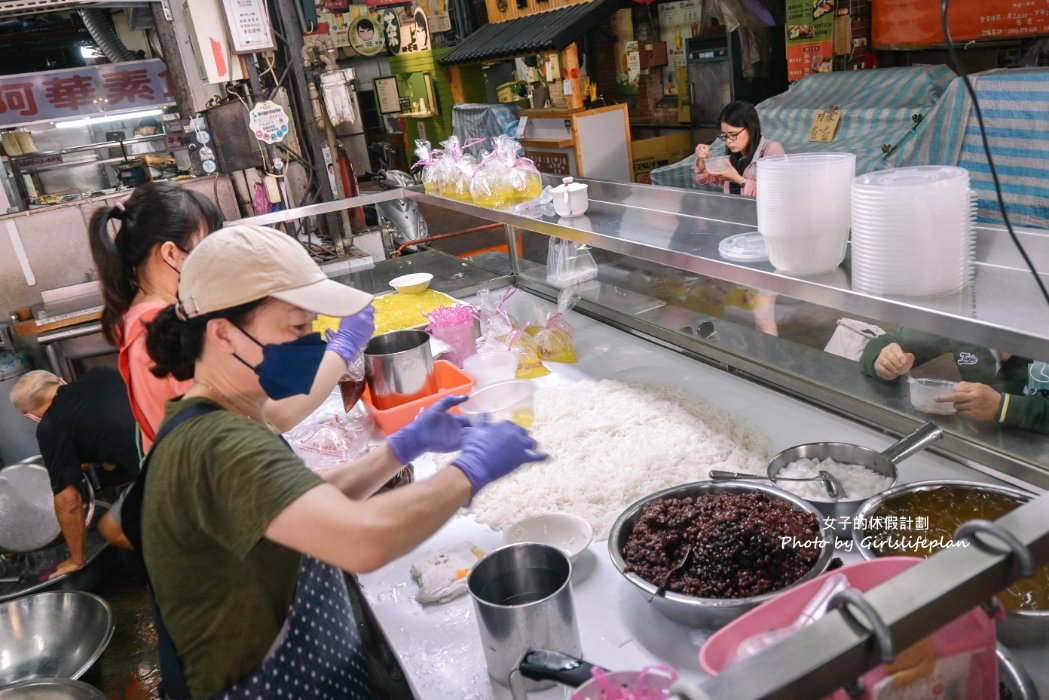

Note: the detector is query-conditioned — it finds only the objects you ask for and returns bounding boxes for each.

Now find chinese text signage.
[786,0,835,82]
[874,0,1049,48]
[0,59,174,129]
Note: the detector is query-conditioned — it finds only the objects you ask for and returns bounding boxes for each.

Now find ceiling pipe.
[79,9,135,63]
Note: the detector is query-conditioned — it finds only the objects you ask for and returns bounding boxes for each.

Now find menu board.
[874,0,1049,48]
[374,76,402,114]
[786,0,835,82]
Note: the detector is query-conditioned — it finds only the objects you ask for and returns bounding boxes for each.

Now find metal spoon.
[648,544,693,602]
[709,469,847,500]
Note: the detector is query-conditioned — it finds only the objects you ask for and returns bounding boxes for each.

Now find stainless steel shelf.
[406,178,1049,361]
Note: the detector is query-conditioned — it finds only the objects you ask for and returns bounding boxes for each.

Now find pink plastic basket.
[701,557,999,700]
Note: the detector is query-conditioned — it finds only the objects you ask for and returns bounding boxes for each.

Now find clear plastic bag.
[477,287,517,348]
[546,237,598,288]
[412,139,441,194]
[284,389,377,473]
[531,288,579,363]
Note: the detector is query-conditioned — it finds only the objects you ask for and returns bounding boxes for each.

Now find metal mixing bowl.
[0,591,114,685]
[607,481,835,629]
[852,480,1049,647]
[0,679,106,699]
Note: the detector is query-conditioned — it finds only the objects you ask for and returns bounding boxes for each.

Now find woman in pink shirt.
[693,101,783,335]
[89,183,223,452]
[694,101,785,197]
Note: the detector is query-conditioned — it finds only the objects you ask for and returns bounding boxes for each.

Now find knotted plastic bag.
[531,289,579,363]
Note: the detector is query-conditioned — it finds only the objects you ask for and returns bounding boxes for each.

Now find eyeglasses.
[718,128,746,141]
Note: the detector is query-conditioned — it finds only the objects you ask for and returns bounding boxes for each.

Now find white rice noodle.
[459,380,771,540]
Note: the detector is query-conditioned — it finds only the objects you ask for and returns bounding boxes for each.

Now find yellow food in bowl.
[312,290,461,338]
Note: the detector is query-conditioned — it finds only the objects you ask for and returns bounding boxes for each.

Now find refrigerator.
[687,32,768,143]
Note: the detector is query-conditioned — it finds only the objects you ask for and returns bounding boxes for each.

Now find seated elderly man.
[10,367,139,579]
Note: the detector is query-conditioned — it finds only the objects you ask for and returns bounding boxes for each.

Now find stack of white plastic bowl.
[850,166,974,297]
[756,153,855,275]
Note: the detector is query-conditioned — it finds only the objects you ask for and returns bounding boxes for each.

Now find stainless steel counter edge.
[232,181,1049,358]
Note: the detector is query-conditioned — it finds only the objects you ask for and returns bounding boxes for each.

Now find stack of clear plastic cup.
[756,153,856,275]
[850,166,974,297]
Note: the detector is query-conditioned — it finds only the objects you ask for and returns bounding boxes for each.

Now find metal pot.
[467,543,581,690]
[509,649,683,700]
[852,480,1049,647]
[0,459,95,553]
[363,330,437,410]
[607,481,834,629]
[766,421,942,528]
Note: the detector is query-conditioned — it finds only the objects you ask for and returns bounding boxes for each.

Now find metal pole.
[269,0,342,251]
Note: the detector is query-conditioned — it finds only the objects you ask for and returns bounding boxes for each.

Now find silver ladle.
[708,469,847,500]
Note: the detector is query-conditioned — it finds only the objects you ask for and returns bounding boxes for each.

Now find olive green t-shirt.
[142,397,325,697]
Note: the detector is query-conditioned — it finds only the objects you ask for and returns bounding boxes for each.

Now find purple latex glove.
[325,305,376,365]
[453,420,547,495]
[388,394,471,464]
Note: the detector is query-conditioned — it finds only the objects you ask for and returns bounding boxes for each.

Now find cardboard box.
[631,132,693,183]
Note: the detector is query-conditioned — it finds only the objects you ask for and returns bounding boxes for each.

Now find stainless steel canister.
[467,543,581,690]
[363,330,437,410]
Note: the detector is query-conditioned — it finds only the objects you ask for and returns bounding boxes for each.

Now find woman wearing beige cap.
[122,224,545,699]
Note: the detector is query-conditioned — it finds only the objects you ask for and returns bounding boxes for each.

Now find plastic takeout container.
[705,155,731,173]
[389,273,434,294]
[360,359,474,433]
[463,351,518,388]
[461,379,536,429]
[907,376,957,415]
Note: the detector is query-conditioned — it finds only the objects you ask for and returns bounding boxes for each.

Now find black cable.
[941,0,1049,308]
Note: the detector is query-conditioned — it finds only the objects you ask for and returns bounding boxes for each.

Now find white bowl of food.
[389,273,434,294]
[503,513,593,563]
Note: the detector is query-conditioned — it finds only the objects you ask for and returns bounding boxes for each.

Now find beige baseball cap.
[178,224,373,318]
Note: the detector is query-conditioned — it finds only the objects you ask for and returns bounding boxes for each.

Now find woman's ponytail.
[88,205,135,346]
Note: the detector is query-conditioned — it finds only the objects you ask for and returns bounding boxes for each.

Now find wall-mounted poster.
[349,16,385,56]
[381,9,402,55]
[785,0,834,82]
[410,8,430,52]
[420,0,451,33]
[374,76,402,114]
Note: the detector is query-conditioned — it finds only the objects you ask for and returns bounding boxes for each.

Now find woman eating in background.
[692,101,784,334]
[89,183,375,548]
[124,224,545,698]
[694,100,784,197]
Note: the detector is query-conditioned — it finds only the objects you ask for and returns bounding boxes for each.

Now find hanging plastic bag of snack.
[546,237,598,288]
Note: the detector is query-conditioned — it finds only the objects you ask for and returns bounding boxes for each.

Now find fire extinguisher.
[338,144,366,230]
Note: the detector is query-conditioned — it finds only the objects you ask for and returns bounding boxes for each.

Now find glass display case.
[237,177,1049,698]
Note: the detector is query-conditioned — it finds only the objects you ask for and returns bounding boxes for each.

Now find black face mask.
[232,325,327,400]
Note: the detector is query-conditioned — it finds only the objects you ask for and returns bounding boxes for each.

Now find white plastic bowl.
[389,273,433,294]
[503,513,594,563]
[463,351,517,388]
[908,377,958,415]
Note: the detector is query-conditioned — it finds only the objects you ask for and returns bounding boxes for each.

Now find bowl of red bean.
[607,481,834,628]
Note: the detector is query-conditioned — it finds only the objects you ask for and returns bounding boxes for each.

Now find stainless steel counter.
[357,289,1049,700]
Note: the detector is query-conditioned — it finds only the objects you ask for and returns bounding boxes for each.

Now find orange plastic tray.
[361,360,475,434]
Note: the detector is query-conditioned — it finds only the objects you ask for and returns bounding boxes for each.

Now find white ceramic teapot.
[550,177,588,218]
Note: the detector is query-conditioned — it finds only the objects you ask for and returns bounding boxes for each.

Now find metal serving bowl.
[852,480,1049,647]
[0,591,114,686]
[608,481,835,629]
[0,678,106,699]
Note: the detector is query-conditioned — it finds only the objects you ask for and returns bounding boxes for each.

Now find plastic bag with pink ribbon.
[531,288,579,363]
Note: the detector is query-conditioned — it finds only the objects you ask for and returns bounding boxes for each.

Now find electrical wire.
[941,0,1049,309]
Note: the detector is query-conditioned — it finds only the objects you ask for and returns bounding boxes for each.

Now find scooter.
[366,141,427,248]
[369,168,428,247]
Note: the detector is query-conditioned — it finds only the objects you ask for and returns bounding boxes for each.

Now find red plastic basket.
[361,360,475,434]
